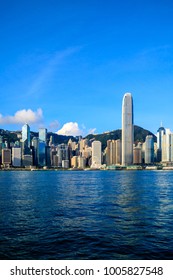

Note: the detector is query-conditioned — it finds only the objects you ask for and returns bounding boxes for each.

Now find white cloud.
[0,108,43,125]
[56,122,83,136]
[56,122,97,137]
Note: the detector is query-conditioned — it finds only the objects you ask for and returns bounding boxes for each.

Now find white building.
[78,156,86,169]
[162,129,173,163]
[62,160,69,169]
[12,147,21,167]
[91,140,102,168]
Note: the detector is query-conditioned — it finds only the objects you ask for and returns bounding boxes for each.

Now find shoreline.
[0,166,173,171]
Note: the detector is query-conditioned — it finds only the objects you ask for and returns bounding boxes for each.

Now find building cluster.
[0,93,172,169]
[0,124,102,169]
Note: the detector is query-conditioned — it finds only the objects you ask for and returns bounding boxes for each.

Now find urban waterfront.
[0,170,173,260]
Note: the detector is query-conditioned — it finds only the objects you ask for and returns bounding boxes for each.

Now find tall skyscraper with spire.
[122,92,134,166]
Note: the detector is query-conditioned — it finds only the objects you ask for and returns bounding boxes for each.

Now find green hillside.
[85,125,157,150]
[0,125,156,150]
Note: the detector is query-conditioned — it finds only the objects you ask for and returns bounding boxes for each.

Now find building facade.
[157,126,165,162]
[122,93,134,166]
[22,123,31,155]
[145,135,154,164]
[91,140,102,168]
[12,147,21,167]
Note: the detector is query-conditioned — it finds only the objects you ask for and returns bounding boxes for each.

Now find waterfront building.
[106,140,115,166]
[12,147,21,167]
[52,154,59,167]
[22,154,33,167]
[38,141,46,166]
[2,148,11,167]
[46,146,51,167]
[31,137,39,166]
[115,139,122,165]
[133,146,142,164]
[50,146,57,166]
[91,140,102,168]
[62,159,70,169]
[122,93,134,166]
[154,142,158,162]
[157,126,165,162]
[38,128,47,167]
[78,156,86,169]
[71,156,78,168]
[162,129,173,163]
[145,135,154,164]
[106,139,122,166]
[57,144,69,167]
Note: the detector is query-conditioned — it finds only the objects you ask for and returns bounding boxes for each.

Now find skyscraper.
[22,123,31,155]
[122,92,134,166]
[39,128,47,143]
[91,140,102,168]
[157,126,165,162]
[38,128,47,167]
[145,135,154,164]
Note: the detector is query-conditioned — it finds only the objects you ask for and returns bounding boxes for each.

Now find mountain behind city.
[0,125,156,150]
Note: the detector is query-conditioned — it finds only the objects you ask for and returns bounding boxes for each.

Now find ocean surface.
[0,170,173,260]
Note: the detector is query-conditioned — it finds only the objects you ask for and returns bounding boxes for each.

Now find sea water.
[0,170,173,259]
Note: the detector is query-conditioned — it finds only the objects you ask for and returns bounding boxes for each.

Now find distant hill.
[85,125,157,150]
[0,129,19,143]
[0,125,156,150]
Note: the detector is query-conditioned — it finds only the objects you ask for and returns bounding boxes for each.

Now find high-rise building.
[22,123,30,154]
[2,148,11,167]
[71,156,78,168]
[57,144,69,167]
[39,128,47,143]
[31,137,39,166]
[133,146,142,164]
[78,156,86,169]
[133,142,142,164]
[157,126,165,162]
[12,147,21,167]
[91,140,102,168]
[145,135,154,164]
[162,129,173,163]
[122,93,134,166]
[106,139,121,166]
[38,128,47,167]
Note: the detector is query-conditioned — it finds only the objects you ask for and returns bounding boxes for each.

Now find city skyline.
[1,92,173,169]
[0,1,173,135]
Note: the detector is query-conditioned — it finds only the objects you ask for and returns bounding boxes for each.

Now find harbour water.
[0,170,173,260]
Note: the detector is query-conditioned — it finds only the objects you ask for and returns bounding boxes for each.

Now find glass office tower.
[22,123,31,155]
[38,128,47,166]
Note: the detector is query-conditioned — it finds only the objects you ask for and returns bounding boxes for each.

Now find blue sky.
[0,0,173,136]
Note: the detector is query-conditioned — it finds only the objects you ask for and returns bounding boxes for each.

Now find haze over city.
[0,0,173,136]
